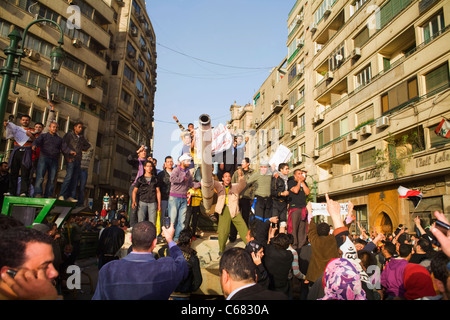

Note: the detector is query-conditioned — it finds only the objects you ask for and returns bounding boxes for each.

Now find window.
[140,36,146,48]
[354,205,368,232]
[407,77,418,100]
[329,42,345,71]
[423,11,445,44]
[359,148,376,169]
[117,115,130,134]
[299,143,306,163]
[288,40,298,60]
[429,123,450,148]
[0,20,11,38]
[318,126,331,147]
[288,64,297,83]
[352,0,368,13]
[314,0,337,24]
[136,78,144,94]
[280,114,284,136]
[355,64,371,88]
[356,105,374,127]
[132,0,141,15]
[60,19,90,46]
[121,90,131,104]
[332,117,348,140]
[381,76,419,113]
[124,64,135,82]
[353,27,369,48]
[425,63,449,94]
[127,41,137,57]
[299,114,306,133]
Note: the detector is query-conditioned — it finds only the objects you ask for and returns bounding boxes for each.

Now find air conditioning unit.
[72,38,83,48]
[27,50,41,61]
[296,39,304,48]
[86,78,96,88]
[313,150,320,158]
[36,88,47,98]
[291,126,298,137]
[352,47,361,59]
[348,131,358,142]
[360,125,372,136]
[313,113,324,125]
[116,0,125,7]
[310,23,317,32]
[326,71,334,81]
[290,104,295,111]
[376,116,390,129]
[296,14,303,24]
[296,155,303,164]
[272,101,282,113]
[324,5,332,15]
[297,67,304,76]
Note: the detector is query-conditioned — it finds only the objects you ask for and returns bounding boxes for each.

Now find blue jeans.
[34,156,58,198]
[168,196,187,241]
[138,201,158,224]
[71,169,88,206]
[59,160,81,199]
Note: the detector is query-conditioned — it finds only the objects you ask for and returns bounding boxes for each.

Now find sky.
[145,0,296,165]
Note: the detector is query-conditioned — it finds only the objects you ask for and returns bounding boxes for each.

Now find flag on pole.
[398,186,423,209]
[435,118,450,138]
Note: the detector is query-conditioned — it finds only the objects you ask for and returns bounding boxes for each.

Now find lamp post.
[0,19,65,137]
[302,152,318,202]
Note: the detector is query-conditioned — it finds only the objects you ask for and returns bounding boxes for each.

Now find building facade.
[0,0,156,209]
[242,0,450,234]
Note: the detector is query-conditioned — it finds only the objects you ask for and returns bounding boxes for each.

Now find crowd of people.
[0,114,449,301]
[1,102,92,208]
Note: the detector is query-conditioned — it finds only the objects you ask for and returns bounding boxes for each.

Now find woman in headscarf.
[319,258,367,300]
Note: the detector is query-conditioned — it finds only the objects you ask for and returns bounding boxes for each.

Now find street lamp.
[50,45,65,75]
[0,19,65,137]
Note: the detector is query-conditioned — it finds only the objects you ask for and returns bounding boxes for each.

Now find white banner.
[210,123,233,155]
[310,202,349,217]
[269,145,292,169]
[5,122,30,146]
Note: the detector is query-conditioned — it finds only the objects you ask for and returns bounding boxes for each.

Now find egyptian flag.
[435,118,450,138]
[398,186,423,209]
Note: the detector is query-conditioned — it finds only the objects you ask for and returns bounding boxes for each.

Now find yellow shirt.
[188,188,202,207]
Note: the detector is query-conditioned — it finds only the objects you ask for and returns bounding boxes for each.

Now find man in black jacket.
[271,163,290,234]
[97,219,125,269]
[58,121,91,202]
[219,247,287,300]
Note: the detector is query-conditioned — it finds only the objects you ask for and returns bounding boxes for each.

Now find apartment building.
[97,0,156,200]
[0,0,156,208]
[247,0,450,233]
[251,59,290,167]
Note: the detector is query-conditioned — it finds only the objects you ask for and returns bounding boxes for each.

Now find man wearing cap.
[168,154,201,241]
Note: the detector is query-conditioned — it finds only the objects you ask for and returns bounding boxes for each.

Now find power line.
[157,42,274,70]
[158,67,267,80]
